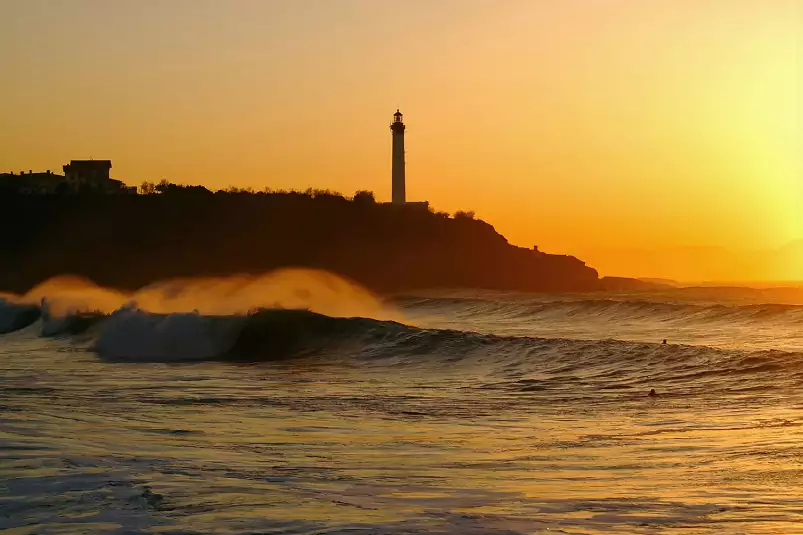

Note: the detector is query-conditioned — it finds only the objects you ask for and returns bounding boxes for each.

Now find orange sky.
[1,0,801,281]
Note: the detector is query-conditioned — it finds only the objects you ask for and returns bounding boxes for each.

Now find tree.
[139,181,157,195]
[353,190,376,205]
[454,210,475,220]
[155,179,171,194]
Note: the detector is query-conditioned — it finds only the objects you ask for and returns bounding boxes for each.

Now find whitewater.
[3,271,803,534]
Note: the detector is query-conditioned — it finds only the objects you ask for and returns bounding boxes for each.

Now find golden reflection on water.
[4,347,803,534]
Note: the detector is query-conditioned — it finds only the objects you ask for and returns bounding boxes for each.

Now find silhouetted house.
[61,160,135,194]
[1,160,135,195]
[63,160,112,191]
[0,170,65,194]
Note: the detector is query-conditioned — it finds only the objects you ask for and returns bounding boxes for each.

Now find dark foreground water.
[3,279,803,534]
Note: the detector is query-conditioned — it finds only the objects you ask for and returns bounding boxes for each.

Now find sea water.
[3,282,803,534]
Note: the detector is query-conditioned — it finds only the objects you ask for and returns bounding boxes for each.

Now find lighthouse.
[390,109,406,204]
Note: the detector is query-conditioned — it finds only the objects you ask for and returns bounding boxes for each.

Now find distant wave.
[398,296,803,326]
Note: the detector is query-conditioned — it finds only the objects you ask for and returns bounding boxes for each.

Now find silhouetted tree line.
[0,182,600,294]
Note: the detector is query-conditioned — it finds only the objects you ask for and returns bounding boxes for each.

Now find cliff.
[0,187,601,294]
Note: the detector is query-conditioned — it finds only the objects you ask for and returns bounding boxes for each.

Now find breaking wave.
[4,275,803,395]
[2,297,801,398]
[92,307,409,362]
[0,296,40,334]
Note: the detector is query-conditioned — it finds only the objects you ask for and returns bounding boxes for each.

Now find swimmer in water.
[648,388,657,397]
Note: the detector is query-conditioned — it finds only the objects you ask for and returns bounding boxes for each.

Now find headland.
[0,184,625,295]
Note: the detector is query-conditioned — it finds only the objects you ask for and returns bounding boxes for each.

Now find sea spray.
[7,268,404,320]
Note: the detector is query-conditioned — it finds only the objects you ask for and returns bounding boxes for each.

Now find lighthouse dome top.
[392,110,404,126]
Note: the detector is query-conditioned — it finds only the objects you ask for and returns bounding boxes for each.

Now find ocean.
[3,271,803,534]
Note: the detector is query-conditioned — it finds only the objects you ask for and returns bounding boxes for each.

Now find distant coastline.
[0,181,658,295]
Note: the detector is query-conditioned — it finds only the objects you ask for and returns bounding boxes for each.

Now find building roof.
[66,160,112,169]
[0,172,64,186]
[1,171,63,179]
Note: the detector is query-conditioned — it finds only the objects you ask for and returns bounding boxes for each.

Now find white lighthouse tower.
[390,109,406,204]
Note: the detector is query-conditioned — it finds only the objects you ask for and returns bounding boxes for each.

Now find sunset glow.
[1,0,800,280]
